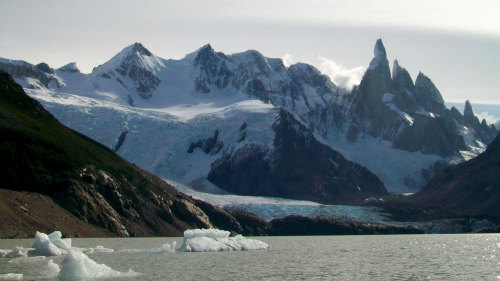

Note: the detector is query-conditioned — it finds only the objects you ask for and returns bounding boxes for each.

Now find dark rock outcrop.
[187,129,224,155]
[113,43,161,99]
[346,39,494,157]
[207,109,388,204]
[459,100,498,143]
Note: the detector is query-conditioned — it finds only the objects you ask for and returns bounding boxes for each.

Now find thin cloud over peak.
[317,55,365,90]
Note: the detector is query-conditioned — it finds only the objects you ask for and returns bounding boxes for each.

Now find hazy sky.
[1,0,499,104]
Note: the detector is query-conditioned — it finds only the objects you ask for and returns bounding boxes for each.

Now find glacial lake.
[1,234,499,280]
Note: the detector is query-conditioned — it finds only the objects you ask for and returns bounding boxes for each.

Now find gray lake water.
[1,234,500,280]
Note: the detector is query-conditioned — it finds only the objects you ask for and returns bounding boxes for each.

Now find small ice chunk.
[58,250,138,280]
[40,259,60,277]
[118,241,176,253]
[0,249,11,258]
[0,273,23,280]
[74,246,115,254]
[180,229,269,252]
[29,231,63,256]
[4,247,30,258]
[8,256,46,264]
[0,249,13,258]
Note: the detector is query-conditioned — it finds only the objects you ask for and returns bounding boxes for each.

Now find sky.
[1,0,499,104]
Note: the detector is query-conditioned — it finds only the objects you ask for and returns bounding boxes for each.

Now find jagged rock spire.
[464,100,474,118]
[415,72,445,105]
[374,39,387,58]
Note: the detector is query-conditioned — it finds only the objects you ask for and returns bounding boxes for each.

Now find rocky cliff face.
[345,40,496,157]
[207,109,388,204]
[0,58,61,89]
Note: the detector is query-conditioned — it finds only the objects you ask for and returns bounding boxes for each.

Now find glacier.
[168,179,391,223]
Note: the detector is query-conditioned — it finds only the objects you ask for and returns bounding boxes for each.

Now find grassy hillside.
[0,70,152,194]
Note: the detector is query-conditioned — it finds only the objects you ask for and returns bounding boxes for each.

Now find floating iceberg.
[118,242,176,253]
[58,250,138,280]
[27,231,113,256]
[0,247,30,259]
[0,273,23,280]
[47,231,72,251]
[180,229,269,252]
[0,249,10,258]
[40,259,60,277]
[29,231,64,256]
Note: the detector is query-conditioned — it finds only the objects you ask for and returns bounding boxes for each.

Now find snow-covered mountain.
[0,39,496,199]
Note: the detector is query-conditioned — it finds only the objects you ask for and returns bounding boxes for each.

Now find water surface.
[1,234,499,280]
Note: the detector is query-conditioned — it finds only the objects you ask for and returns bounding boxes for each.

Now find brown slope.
[0,70,261,238]
[411,133,500,222]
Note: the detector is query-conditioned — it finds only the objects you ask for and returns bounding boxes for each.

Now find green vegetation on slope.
[0,70,146,194]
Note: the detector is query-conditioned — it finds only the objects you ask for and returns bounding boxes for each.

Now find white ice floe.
[39,259,60,277]
[0,250,10,258]
[57,250,138,280]
[0,273,23,280]
[73,246,115,254]
[8,256,46,264]
[118,242,176,253]
[27,231,113,256]
[29,231,64,256]
[180,229,269,252]
[47,231,72,251]
[1,247,30,259]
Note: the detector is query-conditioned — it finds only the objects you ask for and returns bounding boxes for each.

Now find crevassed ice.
[180,229,269,252]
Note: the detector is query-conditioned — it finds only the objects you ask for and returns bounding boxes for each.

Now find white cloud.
[316,55,365,90]
[476,112,500,126]
[282,53,296,67]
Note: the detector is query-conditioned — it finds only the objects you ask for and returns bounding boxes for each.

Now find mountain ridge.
[0,39,496,197]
